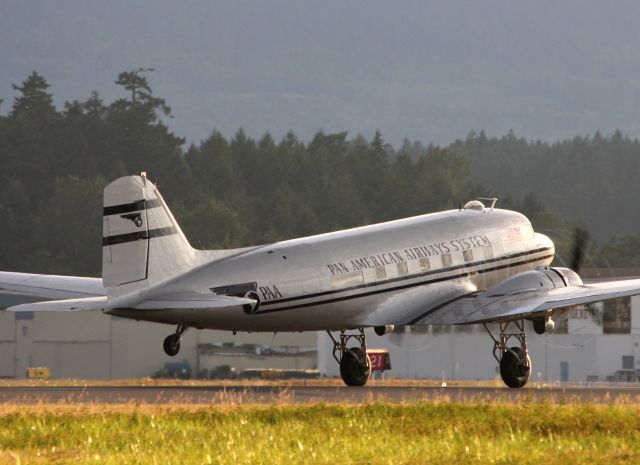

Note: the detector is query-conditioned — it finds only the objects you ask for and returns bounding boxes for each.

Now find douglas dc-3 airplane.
[2,173,640,387]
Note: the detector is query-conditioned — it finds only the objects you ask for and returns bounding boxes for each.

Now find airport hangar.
[1,271,640,383]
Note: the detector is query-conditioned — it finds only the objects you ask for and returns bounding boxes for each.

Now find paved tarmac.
[1,384,640,404]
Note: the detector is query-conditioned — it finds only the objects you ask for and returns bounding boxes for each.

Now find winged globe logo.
[121,213,143,227]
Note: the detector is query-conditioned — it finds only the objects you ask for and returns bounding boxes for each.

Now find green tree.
[0,179,37,271]
[595,235,640,269]
[38,176,106,275]
[177,199,248,249]
[10,71,57,120]
[261,185,319,242]
[107,68,189,199]
[5,72,60,198]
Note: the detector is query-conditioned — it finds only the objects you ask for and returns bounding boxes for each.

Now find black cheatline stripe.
[253,253,553,315]
[103,198,162,216]
[102,226,178,246]
[406,292,479,325]
[260,246,553,307]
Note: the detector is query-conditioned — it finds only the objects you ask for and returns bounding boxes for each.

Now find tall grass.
[1,402,639,464]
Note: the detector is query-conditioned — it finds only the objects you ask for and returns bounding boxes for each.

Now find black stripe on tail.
[103,226,178,246]
[103,198,163,216]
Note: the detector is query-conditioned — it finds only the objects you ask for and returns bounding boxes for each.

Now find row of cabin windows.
[330,245,495,288]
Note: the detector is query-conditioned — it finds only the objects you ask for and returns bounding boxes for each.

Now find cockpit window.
[523,223,534,238]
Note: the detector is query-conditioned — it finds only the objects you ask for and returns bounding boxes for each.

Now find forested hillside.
[0,71,638,276]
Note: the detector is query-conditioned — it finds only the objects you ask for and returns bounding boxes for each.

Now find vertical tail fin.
[102,174,194,296]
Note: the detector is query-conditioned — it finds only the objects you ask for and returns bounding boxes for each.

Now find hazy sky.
[2,0,639,146]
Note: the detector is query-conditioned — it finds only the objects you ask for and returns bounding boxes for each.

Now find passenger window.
[331,271,364,289]
[397,262,408,276]
[441,253,452,267]
[484,245,493,259]
[419,257,430,271]
[463,249,473,262]
[375,266,387,280]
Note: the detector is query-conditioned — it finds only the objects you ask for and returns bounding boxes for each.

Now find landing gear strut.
[327,329,371,386]
[163,323,189,356]
[483,318,531,388]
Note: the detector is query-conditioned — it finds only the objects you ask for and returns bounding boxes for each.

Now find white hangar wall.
[0,309,316,380]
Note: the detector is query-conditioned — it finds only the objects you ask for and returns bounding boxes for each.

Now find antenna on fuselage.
[478,197,498,211]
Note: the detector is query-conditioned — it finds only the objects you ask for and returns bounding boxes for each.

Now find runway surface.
[1,384,640,404]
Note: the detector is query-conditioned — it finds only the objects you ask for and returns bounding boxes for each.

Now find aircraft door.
[102,177,149,287]
[15,313,34,379]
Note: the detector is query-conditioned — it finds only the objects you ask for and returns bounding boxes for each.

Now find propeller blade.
[570,227,590,272]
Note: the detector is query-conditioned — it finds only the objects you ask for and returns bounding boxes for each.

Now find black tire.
[339,347,371,386]
[500,346,531,388]
[533,318,546,335]
[163,334,180,356]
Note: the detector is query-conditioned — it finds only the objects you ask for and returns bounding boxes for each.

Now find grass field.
[1,401,639,464]
[0,377,509,387]
[0,376,630,388]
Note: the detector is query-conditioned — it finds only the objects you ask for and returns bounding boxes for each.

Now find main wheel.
[500,346,531,388]
[533,318,546,334]
[340,347,371,386]
[163,333,180,356]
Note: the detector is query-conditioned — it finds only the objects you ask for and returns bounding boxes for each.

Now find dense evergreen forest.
[1,70,639,276]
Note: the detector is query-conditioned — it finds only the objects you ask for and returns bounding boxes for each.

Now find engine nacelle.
[545,317,555,332]
[374,325,395,336]
[485,266,582,298]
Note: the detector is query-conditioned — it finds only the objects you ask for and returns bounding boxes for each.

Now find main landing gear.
[483,318,531,388]
[163,323,189,356]
[327,328,371,386]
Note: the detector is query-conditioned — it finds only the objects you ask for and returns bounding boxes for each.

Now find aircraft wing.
[408,279,640,325]
[0,271,104,300]
[7,296,108,312]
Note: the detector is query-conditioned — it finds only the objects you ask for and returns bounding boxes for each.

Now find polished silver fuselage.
[110,207,554,331]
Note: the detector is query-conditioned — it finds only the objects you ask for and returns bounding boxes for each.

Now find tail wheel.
[340,347,371,386]
[500,346,531,388]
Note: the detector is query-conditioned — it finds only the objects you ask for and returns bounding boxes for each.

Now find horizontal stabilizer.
[8,296,108,312]
[132,293,256,310]
[5,291,255,313]
[0,271,104,299]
